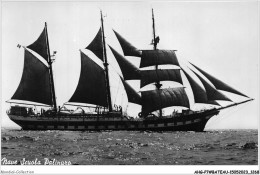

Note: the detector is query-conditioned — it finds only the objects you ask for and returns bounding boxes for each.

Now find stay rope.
[113,78,121,105]
[206,102,251,128]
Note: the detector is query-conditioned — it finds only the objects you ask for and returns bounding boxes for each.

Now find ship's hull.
[8,109,219,132]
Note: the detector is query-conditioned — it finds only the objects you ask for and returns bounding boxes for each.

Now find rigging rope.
[206,107,235,128]
[107,58,123,78]
[206,101,251,128]
[221,102,250,122]
[113,78,121,105]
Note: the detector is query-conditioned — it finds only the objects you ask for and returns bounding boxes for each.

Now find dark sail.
[86,28,104,61]
[190,69,232,102]
[141,87,190,114]
[140,69,183,88]
[69,51,108,107]
[140,50,179,68]
[190,63,249,98]
[27,27,48,62]
[182,68,219,105]
[113,30,141,57]
[109,46,140,80]
[11,49,52,105]
[120,77,141,105]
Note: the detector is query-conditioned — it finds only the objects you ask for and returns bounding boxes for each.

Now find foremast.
[100,11,113,112]
[152,9,163,117]
[109,10,254,117]
[45,22,57,111]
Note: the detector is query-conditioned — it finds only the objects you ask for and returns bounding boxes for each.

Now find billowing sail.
[190,63,249,98]
[182,68,219,105]
[86,28,104,61]
[141,87,190,114]
[140,69,183,88]
[27,26,48,62]
[11,49,52,105]
[120,77,141,105]
[140,50,179,68]
[113,30,141,57]
[109,46,140,80]
[190,69,232,102]
[69,51,108,107]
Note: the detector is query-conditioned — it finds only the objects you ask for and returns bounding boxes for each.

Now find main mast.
[100,11,113,112]
[152,9,162,117]
[45,22,57,111]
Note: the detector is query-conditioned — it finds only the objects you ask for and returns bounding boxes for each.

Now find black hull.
[8,109,219,132]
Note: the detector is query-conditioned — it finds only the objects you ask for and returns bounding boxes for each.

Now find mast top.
[100,10,104,23]
[152,8,159,50]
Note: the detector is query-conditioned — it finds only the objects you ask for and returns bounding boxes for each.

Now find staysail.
[68,51,108,107]
[109,45,140,80]
[190,68,232,102]
[190,63,249,98]
[11,49,52,105]
[120,77,141,105]
[181,68,208,103]
[113,30,141,57]
[181,68,219,105]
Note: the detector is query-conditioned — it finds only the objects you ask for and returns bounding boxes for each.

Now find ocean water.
[1,129,258,165]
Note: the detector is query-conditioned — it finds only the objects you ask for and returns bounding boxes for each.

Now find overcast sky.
[1,1,258,129]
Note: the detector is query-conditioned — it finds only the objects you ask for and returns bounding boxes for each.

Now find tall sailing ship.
[6,10,253,131]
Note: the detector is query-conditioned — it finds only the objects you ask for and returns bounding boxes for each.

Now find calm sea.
[1,129,258,165]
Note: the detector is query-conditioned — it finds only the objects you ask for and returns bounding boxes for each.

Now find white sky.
[1,1,259,129]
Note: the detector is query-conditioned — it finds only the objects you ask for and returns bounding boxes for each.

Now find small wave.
[166,145,181,151]
[2,136,11,141]
[224,143,237,147]
[194,143,215,150]
[239,142,258,149]
[223,142,258,150]
[111,142,150,149]
[2,136,40,142]
[138,143,149,147]
[2,146,15,150]
[223,143,238,150]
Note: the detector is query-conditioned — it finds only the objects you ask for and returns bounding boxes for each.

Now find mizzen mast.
[100,11,113,112]
[45,22,57,111]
